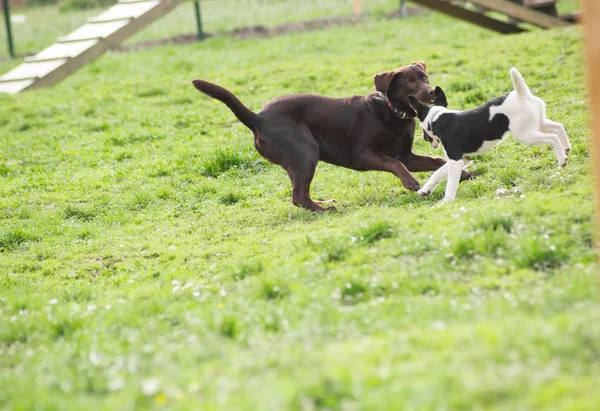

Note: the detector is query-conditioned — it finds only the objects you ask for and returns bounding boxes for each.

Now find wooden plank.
[468,0,568,28]
[57,20,130,42]
[18,0,186,92]
[0,79,36,94]
[524,0,556,6]
[0,60,67,82]
[581,0,600,250]
[560,11,581,24]
[89,1,159,23]
[410,0,524,34]
[25,40,99,62]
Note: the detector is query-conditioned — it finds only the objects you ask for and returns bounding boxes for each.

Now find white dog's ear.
[434,86,448,108]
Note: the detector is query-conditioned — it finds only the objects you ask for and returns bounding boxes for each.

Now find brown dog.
[192,62,470,212]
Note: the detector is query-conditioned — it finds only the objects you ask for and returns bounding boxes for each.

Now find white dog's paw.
[418,188,431,197]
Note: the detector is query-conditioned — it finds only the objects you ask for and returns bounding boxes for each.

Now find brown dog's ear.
[411,61,427,72]
[373,71,398,93]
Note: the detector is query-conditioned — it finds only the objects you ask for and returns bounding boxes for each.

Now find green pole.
[400,0,407,18]
[194,1,204,41]
[2,0,15,57]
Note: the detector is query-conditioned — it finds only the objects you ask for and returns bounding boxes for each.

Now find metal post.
[400,0,407,18]
[194,0,204,41]
[2,0,15,58]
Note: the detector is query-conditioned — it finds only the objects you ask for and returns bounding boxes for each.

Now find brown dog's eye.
[407,82,415,87]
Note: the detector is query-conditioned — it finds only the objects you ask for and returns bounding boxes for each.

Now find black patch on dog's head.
[433,86,448,108]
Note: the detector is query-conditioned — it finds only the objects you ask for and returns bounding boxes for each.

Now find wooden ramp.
[0,0,186,94]
[411,0,572,34]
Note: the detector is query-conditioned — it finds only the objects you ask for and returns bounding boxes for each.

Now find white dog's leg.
[542,120,571,155]
[517,131,567,168]
[443,159,464,202]
[418,163,448,197]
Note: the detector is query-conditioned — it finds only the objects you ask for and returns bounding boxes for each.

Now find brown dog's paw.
[460,170,474,181]
[402,177,421,192]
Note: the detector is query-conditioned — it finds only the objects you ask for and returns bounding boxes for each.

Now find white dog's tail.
[510,68,530,97]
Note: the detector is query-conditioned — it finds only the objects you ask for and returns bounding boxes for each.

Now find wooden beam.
[581,0,600,250]
[0,0,186,93]
[352,0,362,15]
[410,0,524,34]
[467,0,569,28]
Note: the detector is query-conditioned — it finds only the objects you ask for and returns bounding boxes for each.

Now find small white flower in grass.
[170,245,176,250]
[108,377,125,392]
[87,304,96,311]
[49,298,58,305]
[105,304,112,310]
[220,289,227,297]
[431,320,447,331]
[549,245,556,251]
[119,244,124,248]
[171,280,180,286]
[141,250,147,255]
[141,377,161,396]
[89,351,101,366]
[192,290,200,297]
[188,381,200,393]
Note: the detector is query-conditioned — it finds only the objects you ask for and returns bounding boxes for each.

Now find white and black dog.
[408,68,570,202]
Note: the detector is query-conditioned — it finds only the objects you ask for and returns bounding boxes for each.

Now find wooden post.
[352,0,362,15]
[581,0,600,250]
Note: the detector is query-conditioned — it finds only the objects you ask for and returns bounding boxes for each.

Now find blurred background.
[0,0,581,61]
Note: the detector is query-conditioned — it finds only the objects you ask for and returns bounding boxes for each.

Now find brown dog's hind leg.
[288,164,334,213]
[258,124,335,213]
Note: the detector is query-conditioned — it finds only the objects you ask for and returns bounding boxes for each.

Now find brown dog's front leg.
[401,153,472,181]
[355,150,420,191]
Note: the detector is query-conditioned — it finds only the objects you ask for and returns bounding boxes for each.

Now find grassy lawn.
[0,0,581,59]
[0,5,598,410]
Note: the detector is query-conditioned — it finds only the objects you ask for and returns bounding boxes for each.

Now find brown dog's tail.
[192,79,259,132]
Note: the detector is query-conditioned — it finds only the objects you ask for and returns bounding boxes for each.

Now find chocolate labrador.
[192,62,470,212]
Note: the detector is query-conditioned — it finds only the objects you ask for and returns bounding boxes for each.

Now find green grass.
[0,6,598,410]
[0,0,581,59]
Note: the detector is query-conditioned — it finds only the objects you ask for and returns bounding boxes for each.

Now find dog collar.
[375,92,415,120]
